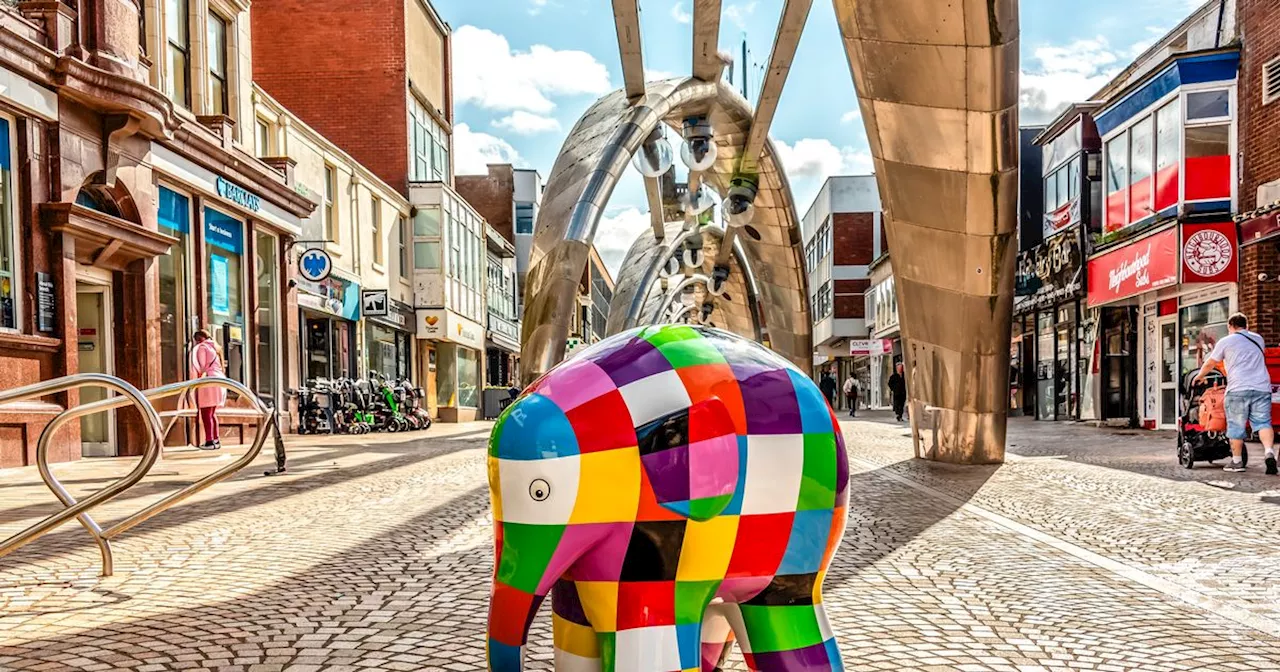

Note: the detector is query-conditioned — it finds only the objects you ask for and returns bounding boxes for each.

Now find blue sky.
[432,0,1203,272]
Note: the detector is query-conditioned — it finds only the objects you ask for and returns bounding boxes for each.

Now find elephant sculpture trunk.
[487,576,542,672]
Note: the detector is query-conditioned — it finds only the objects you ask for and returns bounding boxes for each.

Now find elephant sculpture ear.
[636,397,740,523]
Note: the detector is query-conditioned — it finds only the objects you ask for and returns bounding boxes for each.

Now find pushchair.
[1177,370,1248,468]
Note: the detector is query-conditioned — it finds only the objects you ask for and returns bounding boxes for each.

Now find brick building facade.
[1237,0,1280,344]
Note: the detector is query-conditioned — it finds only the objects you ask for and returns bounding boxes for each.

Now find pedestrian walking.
[819,371,838,409]
[1194,313,1275,474]
[843,374,859,418]
[889,362,908,422]
[189,330,227,451]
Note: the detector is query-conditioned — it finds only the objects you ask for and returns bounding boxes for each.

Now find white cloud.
[453,123,522,176]
[492,111,562,135]
[774,138,872,180]
[840,109,861,124]
[453,25,612,115]
[670,2,691,23]
[594,207,651,277]
[1020,36,1123,123]
[724,1,757,29]
[528,0,550,15]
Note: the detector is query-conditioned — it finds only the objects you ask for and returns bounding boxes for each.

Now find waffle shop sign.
[1087,228,1179,307]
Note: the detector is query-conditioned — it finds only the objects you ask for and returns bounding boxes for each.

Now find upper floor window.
[1103,87,1232,233]
[165,0,191,108]
[323,165,336,242]
[515,203,534,234]
[397,216,410,280]
[255,118,271,158]
[409,96,450,182]
[371,197,383,266]
[207,13,229,116]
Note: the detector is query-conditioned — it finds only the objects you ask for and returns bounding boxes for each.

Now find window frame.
[1183,88,1231,125]
[370,196,383,267]
[397,215,410,281]
[206,11,230,117]
[165,0,191,109]
[0,114,21,333]
[323,164,337,243]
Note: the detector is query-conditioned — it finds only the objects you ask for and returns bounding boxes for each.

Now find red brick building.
[0,1,314,467]
[1237,0,1280,344]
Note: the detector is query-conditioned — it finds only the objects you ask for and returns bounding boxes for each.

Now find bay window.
[410,96,450,182]
[1105,134,1128,232]
[1184,89,1231,204]
[1128,117,1153,223]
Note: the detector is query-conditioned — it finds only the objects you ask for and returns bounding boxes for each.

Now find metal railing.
[0,375,273,576]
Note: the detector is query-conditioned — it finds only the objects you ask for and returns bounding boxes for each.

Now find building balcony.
[486,311,521,353]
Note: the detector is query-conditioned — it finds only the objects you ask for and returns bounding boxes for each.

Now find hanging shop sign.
[1181,221,1238,284]
[215,176,261,212]
[1240,211,1279,245]
[1043,198,1081,238]
[369,299,415,331]
[1087,227,1179,307]
[299,248,333,282]
[361,289,389,317]
[1015,230,1083,313]
[298,273,360,321]
[849,339,895,356]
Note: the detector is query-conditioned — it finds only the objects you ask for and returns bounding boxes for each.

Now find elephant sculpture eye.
[529,479,550,501]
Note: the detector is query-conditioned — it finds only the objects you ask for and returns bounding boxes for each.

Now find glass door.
[255,230,280,405]
[1158,317,1179,428]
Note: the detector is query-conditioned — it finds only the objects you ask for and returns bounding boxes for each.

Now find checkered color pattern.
[487,325,850,672]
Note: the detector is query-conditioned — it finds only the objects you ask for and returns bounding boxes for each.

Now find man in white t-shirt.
[1194,313,1275,474]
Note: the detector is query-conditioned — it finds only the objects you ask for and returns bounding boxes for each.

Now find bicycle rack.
[0,376,274,576]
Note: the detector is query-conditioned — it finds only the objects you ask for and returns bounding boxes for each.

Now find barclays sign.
[216,176,261,212]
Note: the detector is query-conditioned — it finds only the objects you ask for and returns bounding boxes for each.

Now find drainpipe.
[1214,0,1226,48]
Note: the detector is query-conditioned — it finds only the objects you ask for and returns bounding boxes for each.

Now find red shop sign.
[1087,227,1179,307]
[1181,221,1238,284]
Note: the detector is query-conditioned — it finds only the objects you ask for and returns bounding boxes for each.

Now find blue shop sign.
[216,176,261,212]
[204,207,244,254]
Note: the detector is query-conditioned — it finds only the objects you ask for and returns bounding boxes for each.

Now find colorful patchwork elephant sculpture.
[487,325,849,672]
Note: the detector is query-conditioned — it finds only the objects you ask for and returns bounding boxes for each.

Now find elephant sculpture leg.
[552,579,602,669]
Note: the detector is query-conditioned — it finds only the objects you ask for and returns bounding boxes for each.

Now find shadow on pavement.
[0,431,490,574]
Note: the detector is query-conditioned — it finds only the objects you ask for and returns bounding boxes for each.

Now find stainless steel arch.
[833,0,1019,463]
[520,78,812,385]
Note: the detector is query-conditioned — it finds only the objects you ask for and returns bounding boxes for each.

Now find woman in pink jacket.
[189,330,227,450]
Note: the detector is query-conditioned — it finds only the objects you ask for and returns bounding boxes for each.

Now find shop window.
[204,207,246,383]
[0,118,16,331]
[255,231,279,400]
[1104,134,1128,232]
[1184,123,1230,202]
[207,12,229,116]
[367,323,399,380]
[166,0,190,108]
[158,186,191,383]
[1180,298,1229,379]
[1185,89,1229,122]
[437,342,456,407]
[515,203,534,234]
[1128,117,1153,223]
[1154,99,1180,212]
[323,164,336,243]
[371,196,383,266]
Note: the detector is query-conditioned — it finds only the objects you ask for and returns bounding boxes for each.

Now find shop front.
[1087,225,1181,427]
[365,296,415,381]
[1015,230,1086,421]
[151,149,305,445]
[418,307,484,422]
[297,271,361,382]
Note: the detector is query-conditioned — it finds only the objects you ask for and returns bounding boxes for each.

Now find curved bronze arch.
[519,78,812,384]
[521,0,1019,465]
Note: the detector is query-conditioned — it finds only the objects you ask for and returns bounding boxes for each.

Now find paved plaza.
[2,415,1280,671]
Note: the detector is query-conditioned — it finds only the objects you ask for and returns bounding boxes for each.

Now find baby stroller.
[1177,369,1248,468]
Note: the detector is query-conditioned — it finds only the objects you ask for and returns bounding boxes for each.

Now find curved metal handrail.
[30,377,274,576]
[0,374,164,570]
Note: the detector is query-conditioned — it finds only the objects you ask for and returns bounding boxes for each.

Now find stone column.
[832,0,1020,464]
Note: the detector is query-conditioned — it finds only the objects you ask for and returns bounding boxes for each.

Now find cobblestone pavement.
[2,415,1280,671]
